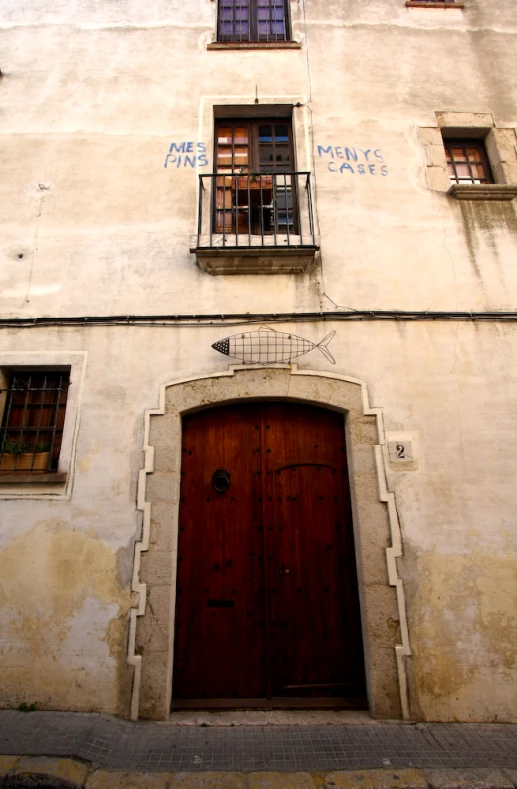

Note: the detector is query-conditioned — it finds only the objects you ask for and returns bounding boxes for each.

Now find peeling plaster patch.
[405,548,517,721]
[0,520,132,714]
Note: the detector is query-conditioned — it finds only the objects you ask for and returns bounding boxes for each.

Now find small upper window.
[218,0,289,43]
[0,369,70,473]
[444,140,494,185]
[406,0,464,7]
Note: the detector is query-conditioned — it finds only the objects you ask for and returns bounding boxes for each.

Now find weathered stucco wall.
[0,0,516,721]
[1,0,517,315]
[0,322,516,720]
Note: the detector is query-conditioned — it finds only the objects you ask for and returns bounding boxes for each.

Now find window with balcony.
[214,119,296,238]
[0,369,70,474]
[218,0,290,42]
[191,115,318,274]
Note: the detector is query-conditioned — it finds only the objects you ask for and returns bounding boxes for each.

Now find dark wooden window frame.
[444,138,494,185]
[0,368,70,474]
[213,117,298,237]
[217,0,291,43]
[214,118,295,176]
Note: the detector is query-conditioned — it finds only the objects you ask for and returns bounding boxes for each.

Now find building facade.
[1,0,517,722]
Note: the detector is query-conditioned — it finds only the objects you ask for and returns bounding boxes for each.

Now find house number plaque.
[387,440,414,463]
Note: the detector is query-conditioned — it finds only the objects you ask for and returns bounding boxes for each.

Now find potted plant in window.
[0,438,31,470]
[32,440,51,471]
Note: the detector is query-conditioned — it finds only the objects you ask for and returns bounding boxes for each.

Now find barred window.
[0,370,70,473]
[444,140,494,185]
[218,0,289,43]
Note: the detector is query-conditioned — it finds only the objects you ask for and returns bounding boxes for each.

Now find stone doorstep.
[0,761,516,789]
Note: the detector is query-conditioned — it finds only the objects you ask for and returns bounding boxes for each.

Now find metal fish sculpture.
[212,325,336,365]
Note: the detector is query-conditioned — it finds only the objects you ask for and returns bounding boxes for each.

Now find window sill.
[447,184,517,201]
[207,41,301,50]
[192,243,319,275]
[406,2,464,7]
[0,472,68,484]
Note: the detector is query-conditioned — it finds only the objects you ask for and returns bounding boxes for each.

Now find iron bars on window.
[0,371,69,473]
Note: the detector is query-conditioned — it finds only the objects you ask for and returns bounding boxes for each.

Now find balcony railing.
[195,171,316,248]
[191,172,319,274]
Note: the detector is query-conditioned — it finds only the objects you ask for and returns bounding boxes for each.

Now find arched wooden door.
[173,402,366,708]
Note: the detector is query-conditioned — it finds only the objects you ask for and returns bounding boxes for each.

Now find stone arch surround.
[128,365,411,720]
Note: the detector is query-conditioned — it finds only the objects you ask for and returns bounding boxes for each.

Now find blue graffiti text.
[317,145,389,175]
[164,142,208,169]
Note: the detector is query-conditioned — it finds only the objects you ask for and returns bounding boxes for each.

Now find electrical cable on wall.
[1,311,517,329]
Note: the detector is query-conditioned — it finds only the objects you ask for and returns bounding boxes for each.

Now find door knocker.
[212,468,231,494]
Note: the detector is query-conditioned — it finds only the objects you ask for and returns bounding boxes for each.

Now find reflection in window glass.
[218,0,288,42]
[444,140,493,185]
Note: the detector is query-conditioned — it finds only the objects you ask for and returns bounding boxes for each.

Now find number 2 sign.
[388,440,414,463]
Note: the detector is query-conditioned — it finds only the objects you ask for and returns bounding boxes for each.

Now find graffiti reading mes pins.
[164,142,208,169]
[317,145,389,176]
[212,326,336,365]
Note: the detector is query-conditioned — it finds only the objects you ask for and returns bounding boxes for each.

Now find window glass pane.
[234,148,249,166]
[234,127,249,144]
[260,145,274,164]
[217,127,233,144]
[274,125,289,143]
[471,163,487,180]
[455,163,470,178]
[275,149,290,165]
[466,147,483,162]
[217,150,233,168]
[259,125,273,143]
[449,146,466,161]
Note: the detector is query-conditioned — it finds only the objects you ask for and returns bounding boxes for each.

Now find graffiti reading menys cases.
[317,145,389,176]
[212,326,336,365]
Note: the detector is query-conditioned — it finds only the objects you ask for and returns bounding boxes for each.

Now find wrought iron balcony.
[190,171,319,275]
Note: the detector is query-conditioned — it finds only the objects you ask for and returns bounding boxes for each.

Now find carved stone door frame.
[128,365,411,721]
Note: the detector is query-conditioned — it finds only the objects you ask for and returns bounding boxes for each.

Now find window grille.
[218,0,289,42]
[444,140,494,184]
[0,370,70,473]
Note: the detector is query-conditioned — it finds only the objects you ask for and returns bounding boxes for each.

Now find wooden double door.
[173,402,366,709]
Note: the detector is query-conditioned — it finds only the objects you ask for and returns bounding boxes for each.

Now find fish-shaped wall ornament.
[212,325,336,365]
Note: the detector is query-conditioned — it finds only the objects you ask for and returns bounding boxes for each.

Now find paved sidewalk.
[0,712,516,772]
